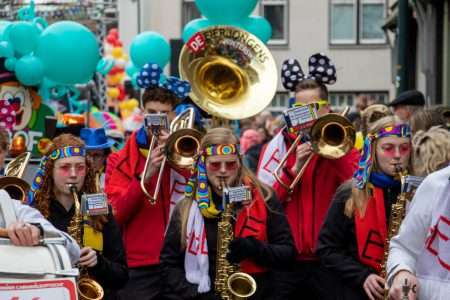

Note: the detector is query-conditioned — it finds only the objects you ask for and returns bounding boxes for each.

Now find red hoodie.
[271,131,360,260]
[105,131,189,268]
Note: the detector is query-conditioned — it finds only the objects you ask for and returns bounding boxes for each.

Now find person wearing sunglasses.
[257,54,360,300]
[316,116,413,299]
[160,127,296,300]
[30,134,128,300]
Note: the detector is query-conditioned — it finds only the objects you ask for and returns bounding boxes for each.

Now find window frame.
[181,0,202,31]
[260,0,289,46]
[329,0,387,46]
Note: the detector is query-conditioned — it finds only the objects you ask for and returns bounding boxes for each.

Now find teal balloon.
[196,0,257,23]
[15,55,44,86]
[242,16,272,43]
[5,57,16,71]
[6,21,40,56]
[0,41,13,58]
[130,32,170,68]
[182,18,213,42]
[0,21,11,40]
[35,21,100,85]
[125,62,139,77]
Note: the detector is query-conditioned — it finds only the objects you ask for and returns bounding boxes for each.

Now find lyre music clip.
[284,104,318,134]
[223,186,252,204]
[81,193,109,216]
[144,113,169,132]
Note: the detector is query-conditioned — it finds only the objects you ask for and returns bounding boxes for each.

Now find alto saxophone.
[382,168,423,299]
[67,184,104,300]
[215,180,257,300]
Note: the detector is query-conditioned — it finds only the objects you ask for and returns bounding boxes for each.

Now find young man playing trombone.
[257,54,360,299]
[105,62,193,300]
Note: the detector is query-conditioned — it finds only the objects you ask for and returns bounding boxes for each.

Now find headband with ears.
[281,53,337,92]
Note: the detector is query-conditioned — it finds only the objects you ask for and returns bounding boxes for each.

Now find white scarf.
[184,202,211,293]
[257,130,286,186]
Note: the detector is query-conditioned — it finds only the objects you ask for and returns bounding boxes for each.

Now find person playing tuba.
[30,133,128,300]
[160,128,296,300]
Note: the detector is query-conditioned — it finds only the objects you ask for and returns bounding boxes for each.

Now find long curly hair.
[33,134,106,230]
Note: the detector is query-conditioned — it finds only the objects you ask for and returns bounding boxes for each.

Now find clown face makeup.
[375,136,411,176]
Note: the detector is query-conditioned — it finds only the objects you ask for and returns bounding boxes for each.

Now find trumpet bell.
[311,114,356,159]
[179,26,277,120]
[166,128,203,168]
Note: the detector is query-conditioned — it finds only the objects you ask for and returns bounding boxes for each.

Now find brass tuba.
[179,26,277,120]
[0,152,31,202]
[67,185,104,300]
[274,110,356,192]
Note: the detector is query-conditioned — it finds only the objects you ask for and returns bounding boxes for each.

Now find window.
[330,0,386,45]
[182,0,201,28]
[260,0,289,45]
[269,91,290,112]
[329,91,389,108]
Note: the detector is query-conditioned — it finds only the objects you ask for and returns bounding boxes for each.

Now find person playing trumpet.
[30,133,128,300]
[105,62,193,300]
[160,128,296,300]
[257,53,360,299]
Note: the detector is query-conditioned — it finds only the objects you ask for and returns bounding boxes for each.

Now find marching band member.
[80,127,115,191]
[105,63,192,300]
[258,53,360,299]
[387,167,450,300]
[386,126,450,299]
[317,116,412,300]
[1,190,80,264]
[31,134,128,300]
[160,128,296,300]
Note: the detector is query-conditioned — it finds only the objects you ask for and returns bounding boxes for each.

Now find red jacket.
[105,131,189,268]
[273,132,359,260]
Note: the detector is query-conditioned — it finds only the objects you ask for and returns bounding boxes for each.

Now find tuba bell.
[0,152,31,202]
[179,26,277,120]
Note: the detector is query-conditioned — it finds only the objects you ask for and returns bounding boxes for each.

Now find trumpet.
[140,108,203,204]
[68,184,104,300]
[273,107,355,192]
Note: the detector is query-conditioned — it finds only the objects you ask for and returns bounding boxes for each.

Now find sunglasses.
[293,100,329,111]
[55,163,87,176]
[379,144,411,157]
[206,160,239,171]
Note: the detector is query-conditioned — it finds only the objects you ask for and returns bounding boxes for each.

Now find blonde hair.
[178,127,272,248]
[360,104,391,136]
[409,109,446,134]
[344,116,408,217]
[412,126,450,176]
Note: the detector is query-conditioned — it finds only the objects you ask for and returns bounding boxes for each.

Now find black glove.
[198,291,221,300]
[226,237,262,264]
